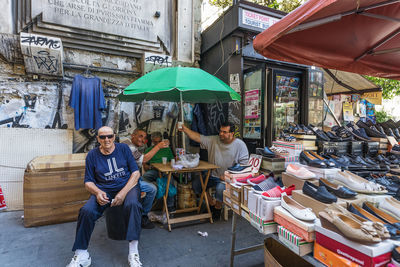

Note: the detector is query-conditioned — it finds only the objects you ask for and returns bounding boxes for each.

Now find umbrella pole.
[180,91,186,151]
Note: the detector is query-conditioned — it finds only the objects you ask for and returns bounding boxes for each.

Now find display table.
[230,212,324,267]
[151,160,219,231]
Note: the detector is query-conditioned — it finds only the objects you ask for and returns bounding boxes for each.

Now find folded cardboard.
[315,225,393,267]
[278,225,313,256]
[23,154,89,227]
[230,184,242,203]
[292,190,346,218]
[281,172,318,191]
[264,237,313,267]
[314,242,360,267]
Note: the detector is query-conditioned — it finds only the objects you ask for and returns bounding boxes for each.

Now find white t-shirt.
[120,139,144,168]
[200,135,249,178]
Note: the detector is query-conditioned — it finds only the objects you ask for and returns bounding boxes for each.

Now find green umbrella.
[118,66,241,103]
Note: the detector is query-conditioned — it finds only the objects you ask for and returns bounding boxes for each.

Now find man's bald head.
[98,126,114,135]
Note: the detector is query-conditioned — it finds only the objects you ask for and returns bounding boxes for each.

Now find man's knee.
[79,205,97,218]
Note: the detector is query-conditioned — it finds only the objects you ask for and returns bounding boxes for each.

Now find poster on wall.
[245,89,260,119]
[343,102,354,121]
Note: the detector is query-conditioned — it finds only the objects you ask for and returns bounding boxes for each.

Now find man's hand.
[96,191,110,206]
[156,140,169,149]
[111,191,127,207]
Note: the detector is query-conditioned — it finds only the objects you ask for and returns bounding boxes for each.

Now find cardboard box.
[315,225,393,267]
[314,242,360,267]
[258,155,285,172]
[272,141,304,157]
[258,197,281,221]
[242,185,252,207]
[225,182,231,194]
[223,190,232,207]
[249,211,277,234]
[278,225,313,256]
[264,237,314,267]
[248,190,259,215]
[23,154,90,227]
[281,172,318,191]
[230,184,242,203]
[274,206,316,242]
[231,199,241,215]
[292,190,346,218]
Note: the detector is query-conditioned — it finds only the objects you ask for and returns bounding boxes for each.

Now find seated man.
[67,126,142,267]
[129,128,170,228]
[179,121,249,220]
[143,131,175,211]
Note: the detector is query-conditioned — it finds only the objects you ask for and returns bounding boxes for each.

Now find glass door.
[273,70,301,139]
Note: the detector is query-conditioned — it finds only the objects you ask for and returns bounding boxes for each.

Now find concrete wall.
[0,0,14,34]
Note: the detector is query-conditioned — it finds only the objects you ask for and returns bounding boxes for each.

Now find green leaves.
[208,0,305,12]
[365,76,400,100]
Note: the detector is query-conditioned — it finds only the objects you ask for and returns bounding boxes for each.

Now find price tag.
[248,154,262,173]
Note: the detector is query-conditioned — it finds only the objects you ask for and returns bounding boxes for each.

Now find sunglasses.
[98,134,114,139]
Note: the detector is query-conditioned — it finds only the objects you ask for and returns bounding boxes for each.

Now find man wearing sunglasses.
[179,121,249,220]
[67,126,142,267]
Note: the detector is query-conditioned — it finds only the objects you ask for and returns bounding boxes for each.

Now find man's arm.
[143,140,169,163]
[85,182,110,206]
[180,124,201,143]
[111,170,140,207]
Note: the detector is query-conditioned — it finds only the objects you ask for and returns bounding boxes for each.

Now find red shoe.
[261,186,283,200]
[235,174,253,185]
[282,184,296,195]
[248,174,266,186]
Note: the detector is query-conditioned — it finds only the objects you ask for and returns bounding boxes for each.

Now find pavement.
[0,210,265,267]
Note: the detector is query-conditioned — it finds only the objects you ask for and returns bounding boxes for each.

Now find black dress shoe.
[356,120,387,138]
[299,151,327,168]
[302,181,337,203]
[329,155,363,170]
[309,151,336,168]
[308,124,330,141]
[319,178,357,198]
[392,247,400,264]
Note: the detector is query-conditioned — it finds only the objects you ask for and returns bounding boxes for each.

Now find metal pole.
[180,91,186,151]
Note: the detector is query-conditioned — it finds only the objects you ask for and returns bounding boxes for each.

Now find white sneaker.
[128,253,142,267]
[66,254,91,267]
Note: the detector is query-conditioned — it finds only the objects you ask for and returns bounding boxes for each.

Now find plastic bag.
[179,153,200,168]
[156,177,177,199]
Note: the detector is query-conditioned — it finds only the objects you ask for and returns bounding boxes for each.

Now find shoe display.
[302,181,337,203]
[235,174,254,185]
[308,124,330,141]
[281,192,316,221]
[252,175,278,192]
[128,253,143,267]
[319,178,357,199]
[261,184,295,200]
[356,120,387,138]
[380,198,400,220]
[335,170,387,193]
[286,164,316,179]
[299,151,327,168]
[248,174,266,186]
[67,254,91,267]
[309,151,336,168]
[319,210,381,244]
[260,146,275,158]
[227,163,253,174]
[141,215,155,229]
[362,202,400,229]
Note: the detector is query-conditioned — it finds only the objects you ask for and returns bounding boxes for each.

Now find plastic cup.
[177,121,183,130]
[162,157,167,165]
[170,159,175,167]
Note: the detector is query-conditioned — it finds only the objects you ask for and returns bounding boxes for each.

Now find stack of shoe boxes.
[370,137,388,154]
[291,134,318,152]
[318,141,349,156]
[364,141,379,156]
[272,141,304,167]
[248,190,278,234]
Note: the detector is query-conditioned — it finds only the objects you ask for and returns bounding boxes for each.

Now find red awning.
[253,0,400,80]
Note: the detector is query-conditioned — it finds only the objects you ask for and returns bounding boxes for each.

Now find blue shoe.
[227,163,252,173]
[261,147,275,158]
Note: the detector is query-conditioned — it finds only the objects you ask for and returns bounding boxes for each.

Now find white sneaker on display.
[128,253,143,267]
[66,254,91,267]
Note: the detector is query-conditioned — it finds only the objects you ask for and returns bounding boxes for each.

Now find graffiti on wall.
[20,32,64,76]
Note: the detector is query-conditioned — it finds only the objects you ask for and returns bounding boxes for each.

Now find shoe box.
[314,242,360,267]
[272,140,304,157]
[281,172,318,191]
[303,165,340,180]
[223,187,241,215]
[230,183,242,202]
[364,141,379,156]
[240,205,251,223]
[274,206,316,242]
[248,190,280,221]
[264,237,314,267]
[249,210,277,235]
[242,185,252,208]
[259,156,285,173]
[349,141,364,156]
[315,225,393,267]
[291,190,347,218]
[370,137,388,153]
[317,141,349,156]
[277,225,313,257]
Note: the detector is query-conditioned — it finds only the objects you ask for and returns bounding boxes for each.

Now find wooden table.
[151,160,219,231]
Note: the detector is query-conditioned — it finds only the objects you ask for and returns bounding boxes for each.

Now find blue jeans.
[143,169,175,208]
[192,175,225,202]
[139,178,157,215]
[72,186,141,251]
